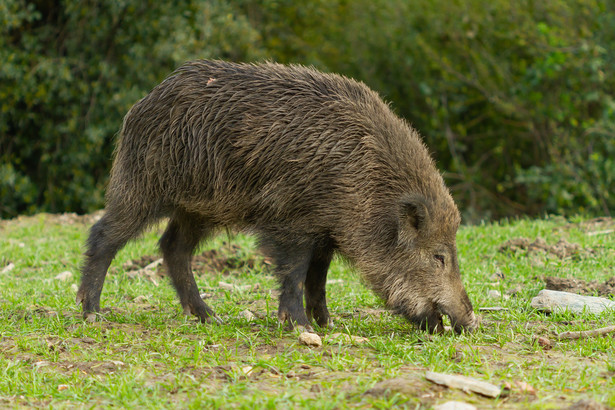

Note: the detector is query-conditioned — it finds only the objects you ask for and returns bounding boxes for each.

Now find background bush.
[1,0,614,221]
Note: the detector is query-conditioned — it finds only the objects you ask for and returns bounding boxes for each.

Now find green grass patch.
[0,213,613,408]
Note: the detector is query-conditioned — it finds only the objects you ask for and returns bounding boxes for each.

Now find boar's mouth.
[396,302,477,335]
[394,303,445,334]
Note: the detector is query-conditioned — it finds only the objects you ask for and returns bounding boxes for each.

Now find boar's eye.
[434,254,445,267]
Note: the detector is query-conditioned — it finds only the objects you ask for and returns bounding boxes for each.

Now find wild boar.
[77,60,478,333]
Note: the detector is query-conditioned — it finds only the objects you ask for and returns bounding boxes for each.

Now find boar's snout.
[400,288,478,335]
[440,289,479,334]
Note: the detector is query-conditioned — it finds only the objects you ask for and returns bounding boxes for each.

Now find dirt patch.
[192,245,266,275]
[544,276,615,297]
[561,217,615,234]
[116,243,268,278]
[365,375,446,406]
[499,237,591,259]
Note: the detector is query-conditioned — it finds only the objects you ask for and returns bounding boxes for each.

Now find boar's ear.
[399,194,430,232]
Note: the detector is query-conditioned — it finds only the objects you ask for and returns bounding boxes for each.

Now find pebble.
[298,332,322,347]
[487,290,501,299]
[133,295,148,304]
[434,401,477,410]
[533,336,552,350]
[238,309,256,322]
[1,263,15,274]
[328,333,370,344]
[55,271,73,281]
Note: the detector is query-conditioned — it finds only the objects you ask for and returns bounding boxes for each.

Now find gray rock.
[425,371,501,398]
[434,402,477,410]
[531,289,615,314]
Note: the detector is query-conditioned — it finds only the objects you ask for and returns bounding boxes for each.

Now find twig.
[557,325,615,340]
[479,307,509,312]
[587,229,614,236]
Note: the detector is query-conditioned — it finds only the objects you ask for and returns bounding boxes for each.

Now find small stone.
[531,289,615,314]
[487,290,502,299]
[133,295,148,304]
[310,384,322,393]
[1,263,15,274]
[434,401,477,410]
[71,284,79,292]
[506,285,523,297]
[219,281,235,291]
[328,332,370,344]
[533,336,552,350]
[515,381,536,395]
[238,309,256,322]
[299,332,322,347]
[57,384,69,391]
[218,281,252,292]
[55,271,73,281]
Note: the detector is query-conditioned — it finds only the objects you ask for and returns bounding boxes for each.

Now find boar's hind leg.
[159,210,218,323]
[305,241,334,328]
[265,236,313,329]
[78,208,151,320]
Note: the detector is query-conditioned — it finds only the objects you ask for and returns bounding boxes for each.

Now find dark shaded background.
[1,0,613,222]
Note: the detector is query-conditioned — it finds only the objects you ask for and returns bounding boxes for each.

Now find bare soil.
[118,243,268,278]
[498,237,591,259]
[545,276,615,297]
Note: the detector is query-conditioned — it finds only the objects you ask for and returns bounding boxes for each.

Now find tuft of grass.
[0,213,614,408]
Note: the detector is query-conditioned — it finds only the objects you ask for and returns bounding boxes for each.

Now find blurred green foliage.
[1,0,614,221]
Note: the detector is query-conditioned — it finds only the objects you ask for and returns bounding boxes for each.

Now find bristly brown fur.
[77,60,477,333]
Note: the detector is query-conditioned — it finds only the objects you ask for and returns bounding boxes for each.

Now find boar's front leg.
[305,240,334,328]
[159,210,219,323]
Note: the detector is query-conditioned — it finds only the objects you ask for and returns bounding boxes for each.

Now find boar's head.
[374,193,478,334]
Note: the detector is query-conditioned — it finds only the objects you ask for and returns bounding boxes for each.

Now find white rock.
[71,284,79,292]
[55,271,73,281]
[434,401,477,410]
[531,289,615,314]
[1,263,15,274]
[298,332,322,348]
[238,310,256,321]
[487,290,501,299]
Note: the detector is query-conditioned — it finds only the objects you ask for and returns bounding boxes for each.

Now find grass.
[0,213,614,408]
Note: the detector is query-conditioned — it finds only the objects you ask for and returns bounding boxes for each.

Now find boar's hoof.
[182,302,220,324]
[306,306,332,328]
[83,311,99,323]
[278,309,312,331]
